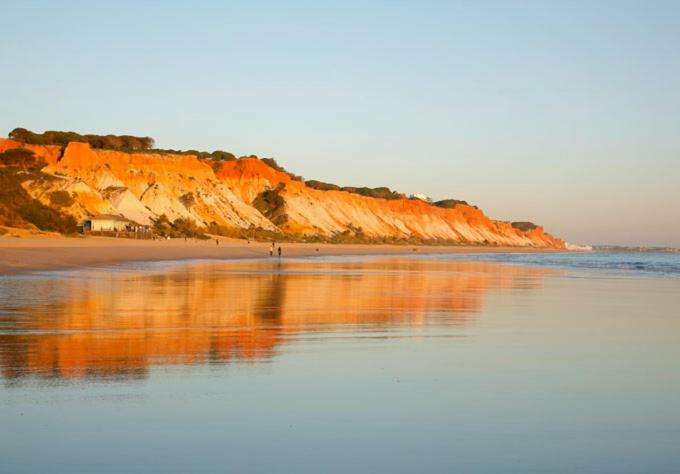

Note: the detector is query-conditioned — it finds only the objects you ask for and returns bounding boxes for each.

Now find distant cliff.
[0,138,565,248]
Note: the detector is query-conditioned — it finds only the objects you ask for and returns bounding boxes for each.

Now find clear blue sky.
[2,0,679,246]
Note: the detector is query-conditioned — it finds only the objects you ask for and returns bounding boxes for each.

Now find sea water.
[1,254,679,473]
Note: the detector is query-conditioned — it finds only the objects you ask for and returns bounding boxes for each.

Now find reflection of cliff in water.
[0,258,552,382]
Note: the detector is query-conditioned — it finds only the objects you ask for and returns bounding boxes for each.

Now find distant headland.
[593,245,679,253]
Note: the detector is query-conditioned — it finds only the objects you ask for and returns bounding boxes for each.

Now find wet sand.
[0,235,559,274]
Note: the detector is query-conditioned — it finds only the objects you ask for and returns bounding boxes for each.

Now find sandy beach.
[0,234,559,275]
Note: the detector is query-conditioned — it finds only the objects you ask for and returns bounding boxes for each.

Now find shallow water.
[1,256,679,473]
[416,251,680,277]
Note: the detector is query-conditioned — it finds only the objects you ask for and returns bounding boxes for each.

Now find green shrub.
[260,157,278,169]
[49,190,74,208]
[152,214,173,236]
[172,217,208,239]
[17,200,77,233]
[180,192,196,208]
[340,186,402,200]
[0,148,46,171]
[258,157,303,181]
[511,221,538,232]
[433,199,469,209]
[207,222,286,242]
[151,214,209,239]
[305,180,341,191]
[253,186,285,217]
[305,179,402,200]
[210,150,236,161]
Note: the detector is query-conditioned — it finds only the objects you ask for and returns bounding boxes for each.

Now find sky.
[1,0,679,246]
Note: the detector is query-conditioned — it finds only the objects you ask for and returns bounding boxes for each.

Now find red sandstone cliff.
[0,138,565,248]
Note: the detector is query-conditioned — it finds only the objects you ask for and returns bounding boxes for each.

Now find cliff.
[0,138,565,248]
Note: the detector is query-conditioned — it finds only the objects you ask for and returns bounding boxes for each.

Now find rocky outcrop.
[0,138,565,248]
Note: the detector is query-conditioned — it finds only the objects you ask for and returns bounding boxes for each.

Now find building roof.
[87,214,131,222]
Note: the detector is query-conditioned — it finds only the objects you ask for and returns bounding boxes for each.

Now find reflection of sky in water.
[1,257,679,473]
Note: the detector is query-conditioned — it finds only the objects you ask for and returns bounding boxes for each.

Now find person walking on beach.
[269,243,274,257]
[215,238,219,246]
[278,246,282,258]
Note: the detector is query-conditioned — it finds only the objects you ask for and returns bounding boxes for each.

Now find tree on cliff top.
[433,199,469,209]
[511,221,538,232]
[211,151,236,161]
[305,179,402,200]
[8,128,155,151]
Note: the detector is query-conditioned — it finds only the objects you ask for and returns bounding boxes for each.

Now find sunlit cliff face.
[0,259,553,382]
[0,138,565,247]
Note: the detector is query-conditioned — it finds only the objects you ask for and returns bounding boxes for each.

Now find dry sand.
[0,234,559,275]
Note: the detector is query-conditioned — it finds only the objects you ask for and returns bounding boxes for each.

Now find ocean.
[418,251,680,277]
[1,252,679,473]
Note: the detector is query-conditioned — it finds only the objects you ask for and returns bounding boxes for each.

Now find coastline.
[0,235,562,275]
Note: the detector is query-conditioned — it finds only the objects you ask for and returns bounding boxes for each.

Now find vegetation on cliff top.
[160,149,238,162]
[305,179,404,200]
[10,127,155,152]
[8,127,241,163]
[511,221,538,232]
[7,128,307,181]
[7,128,425,204]
[433,199,469,208]
[259,157,303,182]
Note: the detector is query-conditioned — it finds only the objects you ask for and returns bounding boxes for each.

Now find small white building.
[81,214,131,232]
[410,193,432,203]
